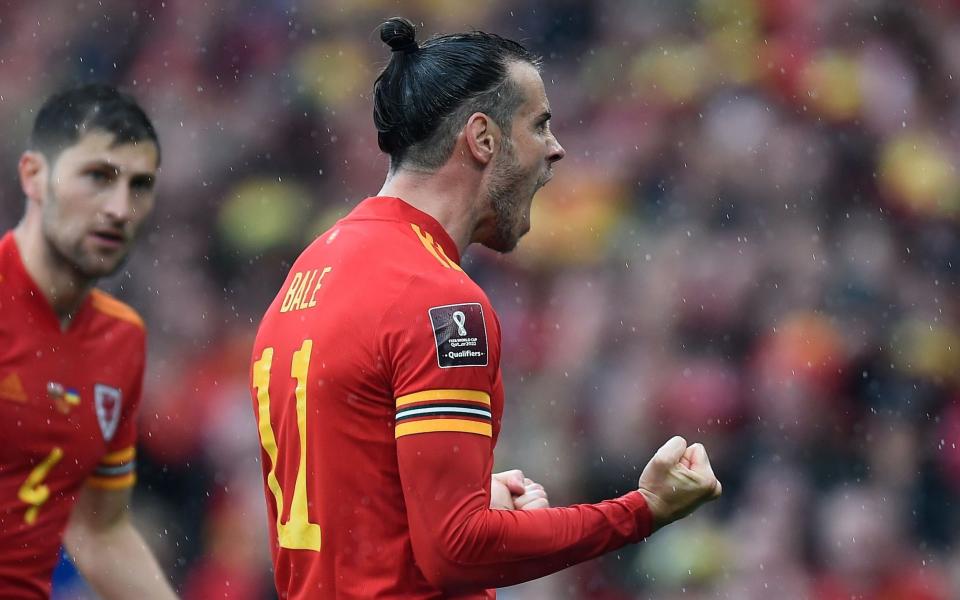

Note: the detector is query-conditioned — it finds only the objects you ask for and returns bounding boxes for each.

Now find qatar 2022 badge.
[428,302,488,368]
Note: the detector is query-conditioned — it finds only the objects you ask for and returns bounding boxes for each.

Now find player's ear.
[463,112,498,167]
[18,151,47,204]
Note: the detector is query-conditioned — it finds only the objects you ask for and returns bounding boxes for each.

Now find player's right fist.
[636,436,722,531]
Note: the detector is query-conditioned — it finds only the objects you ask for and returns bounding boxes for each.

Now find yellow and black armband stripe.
[87,446,136,490]
[395,389,492,438]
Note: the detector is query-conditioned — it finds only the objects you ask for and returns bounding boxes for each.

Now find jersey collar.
[348,196,462,266]
[0,231,94,334]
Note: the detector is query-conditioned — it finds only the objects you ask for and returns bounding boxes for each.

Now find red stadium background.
[1,0,958,598]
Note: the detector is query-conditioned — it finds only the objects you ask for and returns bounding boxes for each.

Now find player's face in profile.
[40,130,158,279]
[485,61,565,252]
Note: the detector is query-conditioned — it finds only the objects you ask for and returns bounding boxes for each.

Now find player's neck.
[13,222,93,328]
[378,167,481,256]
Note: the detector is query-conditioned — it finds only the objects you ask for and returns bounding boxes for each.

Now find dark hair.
[374,17,540,171]
[30,83,161,163]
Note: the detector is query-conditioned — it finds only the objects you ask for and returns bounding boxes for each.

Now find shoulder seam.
[375,270,489,351]
[90,289,145,329]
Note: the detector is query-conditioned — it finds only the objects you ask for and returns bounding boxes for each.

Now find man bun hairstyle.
[373,17,540,171]
[381,17,419,54]
[30,83,160,163]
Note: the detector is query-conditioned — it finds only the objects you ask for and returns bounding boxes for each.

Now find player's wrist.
[634,487,667,532]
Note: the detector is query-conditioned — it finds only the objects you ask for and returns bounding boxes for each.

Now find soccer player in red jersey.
[250,18,722,599]
[0,84,176,599]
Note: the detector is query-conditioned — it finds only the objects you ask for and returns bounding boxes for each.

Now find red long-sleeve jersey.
[250,197,653,599]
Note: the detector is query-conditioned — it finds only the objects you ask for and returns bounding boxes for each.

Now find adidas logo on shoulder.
[0,372,27,403]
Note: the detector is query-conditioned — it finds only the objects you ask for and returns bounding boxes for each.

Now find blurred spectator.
[813,485,950,599]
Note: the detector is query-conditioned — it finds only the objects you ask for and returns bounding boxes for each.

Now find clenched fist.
[490,470,549,511]
[637,436,722,530]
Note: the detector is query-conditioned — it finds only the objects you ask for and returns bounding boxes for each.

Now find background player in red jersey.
[0,84,176,599]
[250,18,720,598]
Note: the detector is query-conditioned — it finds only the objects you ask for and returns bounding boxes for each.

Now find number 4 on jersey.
[253,340,321,551]
[18,447,63,525]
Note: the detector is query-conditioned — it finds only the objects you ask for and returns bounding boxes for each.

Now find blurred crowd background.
[1,0,959,598]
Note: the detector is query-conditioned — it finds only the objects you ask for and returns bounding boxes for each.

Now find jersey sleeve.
[381,275,653,592]
[86,330,144,490]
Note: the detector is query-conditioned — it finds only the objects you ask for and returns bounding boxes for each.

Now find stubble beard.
[486,143,536,253]
[41,192,129,282]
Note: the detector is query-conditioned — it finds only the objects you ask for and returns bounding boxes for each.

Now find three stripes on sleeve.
[394,389,492,438]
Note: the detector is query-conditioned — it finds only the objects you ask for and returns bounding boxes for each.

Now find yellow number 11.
[253,340,321,551]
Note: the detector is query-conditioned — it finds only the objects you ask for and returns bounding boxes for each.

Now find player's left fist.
[513,478,549,510]
[491,470,524,509]
[490,470,550,510]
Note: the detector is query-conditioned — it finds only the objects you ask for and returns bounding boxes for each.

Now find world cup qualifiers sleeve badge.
[428,302,488,368]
